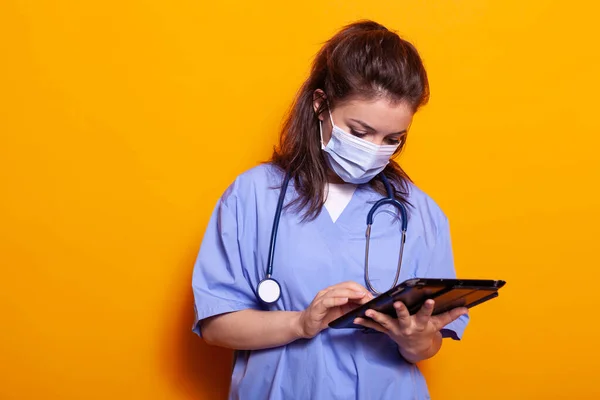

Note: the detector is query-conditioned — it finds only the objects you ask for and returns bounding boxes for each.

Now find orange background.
[1,1,599,399]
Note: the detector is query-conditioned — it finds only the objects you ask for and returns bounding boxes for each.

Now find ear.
[312,89,327,121]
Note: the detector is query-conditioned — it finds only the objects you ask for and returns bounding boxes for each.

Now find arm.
[200,282,372,351]
[201,310,304,351]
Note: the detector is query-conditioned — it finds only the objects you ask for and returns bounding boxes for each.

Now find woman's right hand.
[297,281,374,339]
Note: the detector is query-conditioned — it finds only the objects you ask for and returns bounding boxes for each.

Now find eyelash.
[350,129,402,145]
[350,129,367,138]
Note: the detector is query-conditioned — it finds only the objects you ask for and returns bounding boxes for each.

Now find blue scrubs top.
[192,163,468,399]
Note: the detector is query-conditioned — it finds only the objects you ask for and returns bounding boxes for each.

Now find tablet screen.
[391,284,448,314]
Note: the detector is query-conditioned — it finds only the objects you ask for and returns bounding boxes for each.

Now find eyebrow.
[349,118,407,135]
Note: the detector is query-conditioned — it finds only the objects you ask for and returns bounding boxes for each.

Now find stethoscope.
[256,171,408,304]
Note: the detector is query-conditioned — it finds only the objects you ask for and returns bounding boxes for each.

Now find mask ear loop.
[319,100,336,150]
[326,100,335,126]
[319,119,325,149]
[319,99,335,149]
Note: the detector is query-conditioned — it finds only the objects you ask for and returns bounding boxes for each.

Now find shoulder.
[405,181,450,238]
[212,163,285,234]
[221,163,285,204]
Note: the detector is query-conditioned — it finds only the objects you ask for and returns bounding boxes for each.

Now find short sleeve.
[191,183,260,337]
[426,215,470,340]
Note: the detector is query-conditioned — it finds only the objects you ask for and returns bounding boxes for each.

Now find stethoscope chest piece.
[257,278,281,304]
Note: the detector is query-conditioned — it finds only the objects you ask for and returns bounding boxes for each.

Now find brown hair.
[271,20,430,221]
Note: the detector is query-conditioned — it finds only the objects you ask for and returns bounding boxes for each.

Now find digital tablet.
[328,278,506,329]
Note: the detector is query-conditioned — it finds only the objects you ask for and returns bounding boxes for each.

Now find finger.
[314,285,336,300]
[313,288,369,315]
[415,299,435,327]
[351,294,374,306]
[326,288,369,300]
[353,317,388,334]
[331,281,372,295]
[316,291,366,313]
[315,282,370,301]
[393,301,411,329]
[431,307,469,330]
[320,296,349,309]
[365,309,398,332]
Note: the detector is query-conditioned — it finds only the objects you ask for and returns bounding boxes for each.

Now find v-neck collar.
[323,182,357,223]
[317,184,375,234]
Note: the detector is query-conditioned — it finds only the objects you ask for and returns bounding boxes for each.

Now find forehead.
[333,97,414,132]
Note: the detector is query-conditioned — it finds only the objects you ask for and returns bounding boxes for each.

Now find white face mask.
[320,110,399,184]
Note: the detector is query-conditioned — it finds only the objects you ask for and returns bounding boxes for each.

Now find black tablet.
[328,278,506,329]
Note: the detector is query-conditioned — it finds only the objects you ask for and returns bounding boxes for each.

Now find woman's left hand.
[353,299,468,363]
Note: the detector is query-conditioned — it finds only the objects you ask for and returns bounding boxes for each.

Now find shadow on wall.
[163,248,234,399]
[177,290,233,398]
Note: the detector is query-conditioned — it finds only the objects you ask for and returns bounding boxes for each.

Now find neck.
[326,168,346,184]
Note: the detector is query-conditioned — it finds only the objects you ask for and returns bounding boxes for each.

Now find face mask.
[320,110,399,184]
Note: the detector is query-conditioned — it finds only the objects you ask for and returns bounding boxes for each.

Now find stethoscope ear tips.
[257,278,281,304]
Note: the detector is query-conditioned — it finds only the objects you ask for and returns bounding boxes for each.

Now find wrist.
[291,311,308,340]
[397,332,441,363]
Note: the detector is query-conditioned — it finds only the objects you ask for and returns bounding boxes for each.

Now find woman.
[192,20,469,399]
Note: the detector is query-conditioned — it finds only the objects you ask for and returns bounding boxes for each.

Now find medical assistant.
[192,163,469,400]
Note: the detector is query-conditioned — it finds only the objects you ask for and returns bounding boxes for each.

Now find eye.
[386,136,405,145]
[349,128,367,138]
[387,134,407,146]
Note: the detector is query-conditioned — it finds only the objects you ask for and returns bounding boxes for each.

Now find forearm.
[200,309,304,351]
[398,332,443,364]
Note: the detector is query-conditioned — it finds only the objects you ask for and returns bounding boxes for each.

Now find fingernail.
[353,290,365,296]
